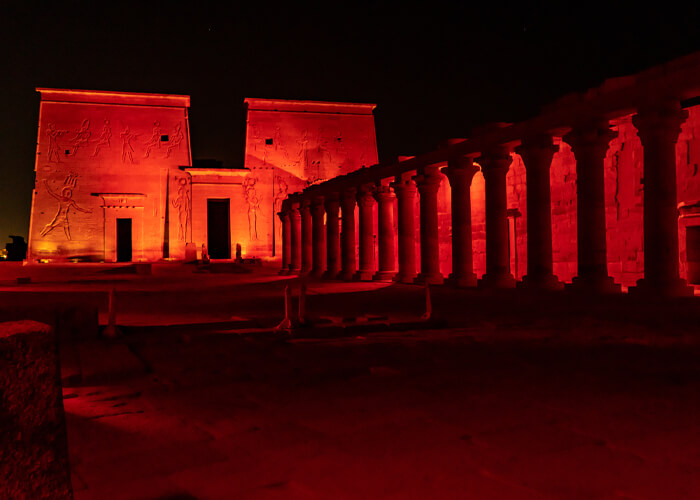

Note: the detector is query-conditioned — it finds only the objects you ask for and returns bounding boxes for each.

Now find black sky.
[1,2,699,240]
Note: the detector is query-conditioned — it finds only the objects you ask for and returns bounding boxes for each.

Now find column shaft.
[415,165,444,284]
[300,199,313,275]
[324,196,341,279]
[632,102,693,296]
[311,196,326,277]
[391,174,417,283]
[340,189,357,280]
[479,148,516,288]
[565,122,620,293]
[279,210,291,274]
[516,135,562,290]
[355,185,376,281]
[443,156,478,287]
[289,202,302,273]
[374,185,396,281]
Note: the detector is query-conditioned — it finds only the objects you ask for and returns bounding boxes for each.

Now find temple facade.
[278,52,700,296]
[27,91,378,262]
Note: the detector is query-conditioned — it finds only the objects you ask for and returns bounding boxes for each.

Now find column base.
[566,275,621,294]
[354,270,374,281]
[517,273,564,291]
[339,270,355,281]
[278,269,290,275]
[628,277,694,298]
[373,270,396,282]
[416,272,444,285]
[287,267,301,276]
[478,272,516,289]
[322,269,340,280]
[310,269,326,278]
[394,272,417,284]
[447,272,477,288]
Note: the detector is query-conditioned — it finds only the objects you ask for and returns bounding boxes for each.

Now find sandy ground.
[2,261,700,499]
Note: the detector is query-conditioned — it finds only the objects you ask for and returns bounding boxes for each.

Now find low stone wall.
[0,320,73,499]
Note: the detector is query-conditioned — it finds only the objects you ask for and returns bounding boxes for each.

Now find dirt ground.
[2,262,700,499]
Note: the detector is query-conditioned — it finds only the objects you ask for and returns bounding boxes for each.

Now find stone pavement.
[63,327,700,499]
[3,262,700,498]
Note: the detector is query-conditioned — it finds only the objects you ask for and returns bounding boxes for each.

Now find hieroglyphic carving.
[243,176,262,241]
[121,126,137,164]
[296,129,310,170]
[171,177,191,241]
[46,123,68,162]
[91,119,112,157]
[165,123,184,158]
[40,173,91,240]
[143,121,162,158]
[70,119,91,155]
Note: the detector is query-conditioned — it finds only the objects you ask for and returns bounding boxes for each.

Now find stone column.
[479,148,516,288]
[391,173,418,283]
[311,196,326,277]
[324,194,341,279]
[355,185,376,281]
[442,154,479,287]
[516,135,563,290]
[565,121,620,293]
[278,206,291,275]
[300,198,313,275]
[340,188,357,281]
[373,184,396,281]
[289,200,302,274]
[414,165,444,284]
[631,101,693,296]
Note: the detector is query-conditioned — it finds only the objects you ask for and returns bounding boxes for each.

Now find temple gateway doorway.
[207,199,231,259]
[116,218,133,262]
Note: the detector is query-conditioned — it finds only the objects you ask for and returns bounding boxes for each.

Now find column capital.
[515,134,558,173]
[356,184,376,207]
[391,172,417,195]
[373,184,395,203]
[478,146,513,174]
[413,164,443,193]
[324,193,340,212]
[564,120,617,154]
[311,195,325,211]
[633,100,688,144]
[340,188,357,210]
[442,157,479,185]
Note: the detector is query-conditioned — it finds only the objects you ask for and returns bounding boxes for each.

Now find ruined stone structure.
[27,92,377,262]
[279,52,700,297]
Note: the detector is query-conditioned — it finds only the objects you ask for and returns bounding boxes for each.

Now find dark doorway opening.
[207,199,231,259]
[116,218,132,262]
[687,226,700,284]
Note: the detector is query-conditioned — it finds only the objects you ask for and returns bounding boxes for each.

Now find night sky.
[1,3,699,241]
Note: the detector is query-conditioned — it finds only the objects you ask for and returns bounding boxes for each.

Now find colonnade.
[278,99,694,297]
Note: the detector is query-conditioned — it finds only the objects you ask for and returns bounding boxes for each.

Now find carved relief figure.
[143,121,162,158]
[91,119,112,157]
[46,123,68,162]
[70,119,91,155]
[121,126,137,164]
[243,176,262,241]
[70,119,92,155]
[40,174,91,240]
[171,177,191,241]
[166,123,184,158]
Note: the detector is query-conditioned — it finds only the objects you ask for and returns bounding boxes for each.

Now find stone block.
[0,320,73,499]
